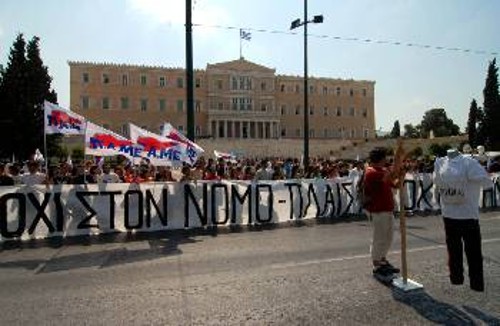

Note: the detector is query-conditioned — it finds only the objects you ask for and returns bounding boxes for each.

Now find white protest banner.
[85,121,138,160]
[44,101,86,135]
[161,122,204,153]
[129,123,194,166]
[1,175,498,241]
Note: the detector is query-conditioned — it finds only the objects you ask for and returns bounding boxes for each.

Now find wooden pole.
[399,180,408,284]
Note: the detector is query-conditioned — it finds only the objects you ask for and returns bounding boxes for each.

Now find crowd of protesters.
[0,146,498,186]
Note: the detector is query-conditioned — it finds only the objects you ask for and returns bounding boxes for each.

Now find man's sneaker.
[373,265,393,277]
[381,262,400,274]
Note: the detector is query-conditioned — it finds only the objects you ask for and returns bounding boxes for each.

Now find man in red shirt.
[363,147,403,276]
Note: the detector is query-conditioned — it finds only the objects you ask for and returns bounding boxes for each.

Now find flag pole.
[43,102,49,173]
[239,29,243,59]
[392,138,423,291]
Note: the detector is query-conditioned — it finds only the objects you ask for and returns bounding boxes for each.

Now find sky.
[0,0,499,132]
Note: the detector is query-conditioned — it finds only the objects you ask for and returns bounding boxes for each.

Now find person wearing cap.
[363,147,404,276]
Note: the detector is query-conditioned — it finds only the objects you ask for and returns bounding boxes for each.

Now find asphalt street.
[1,211,499,325]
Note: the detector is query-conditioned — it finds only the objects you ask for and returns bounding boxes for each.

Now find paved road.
[1,212,499,325]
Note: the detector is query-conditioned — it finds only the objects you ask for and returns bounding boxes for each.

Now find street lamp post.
[290,1,323,170]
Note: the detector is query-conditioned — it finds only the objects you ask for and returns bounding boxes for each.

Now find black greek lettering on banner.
[124,190,144,229]
[416,180,433,210]
[76,191,100,229]
[284,182,303,219]
[0,193,26,238]
[339,182,354,216]
[320,184,336,218]
[230,184,252,224]
[145,189,169,228]
[256,184,273,223]
[211,183,229,225]
[27,193,55,234]
[53,192,64,232]
[184,183,208,228]
[304,182,321,217]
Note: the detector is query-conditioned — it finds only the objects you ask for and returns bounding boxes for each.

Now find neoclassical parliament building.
[69,58,375,141]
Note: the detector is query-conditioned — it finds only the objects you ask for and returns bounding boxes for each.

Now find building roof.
[206,58,275,73]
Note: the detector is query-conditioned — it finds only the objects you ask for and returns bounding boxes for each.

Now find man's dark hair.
[369,147,387,163]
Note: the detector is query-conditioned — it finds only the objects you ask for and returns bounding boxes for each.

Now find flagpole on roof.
[239,29,243,59]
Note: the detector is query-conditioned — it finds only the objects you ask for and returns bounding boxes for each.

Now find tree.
[390,120,401,138]
[0,34,58,160]
[481,58,500,149]
[420,108,460,138]
[466,99,479,147]
[428,143,451,158]
[403,123,421,139]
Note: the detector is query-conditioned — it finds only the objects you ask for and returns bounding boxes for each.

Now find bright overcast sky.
[1,0,499,132]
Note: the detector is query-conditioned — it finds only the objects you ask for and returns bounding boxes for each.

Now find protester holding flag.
[363,146,405,277]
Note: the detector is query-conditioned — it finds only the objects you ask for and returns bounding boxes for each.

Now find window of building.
[246,98,252,110]
[362,108,367,118]
[81,96,89,109]
[82,73,89,83]
[177,77,184,88]
[310,129,315,137]
[121,97,129,109]
[196,126,201,136]
[310,106,314,115]
[364,129,369,138]
[362,88,367,96]
[122,74,128,86]
[102,97,109,109]
[261,82,266,91]
[336,106,342,117]
[261,104,267,112]
[245,78,252,90]
[195,100,201,113]
[218,102,224,110]
[177,100,183,112]
[159,76,166,87]
[102,73,110,84]
[338,127,343,138]
[349,107,355,116]
[195,78,201,88]
[159,99,166,112]
[232,98,238,110]
[351,129,355,138]
[140,75,147,86]
[281,84,285,92]
[295,129,301,137]
[281,128,286,137]
[323,86,328,95]
[295,105,300,115]
[323,129,328,138]
[231,77,238,90]
[140,99,148,112]
[216,79,223,90]
[178,125,184,133]
[323,107,328,116]
[281,105,287,115]
[336,87,341,96]
[295,85,300,93]
[309,85,314,94]
[350,89,354,97]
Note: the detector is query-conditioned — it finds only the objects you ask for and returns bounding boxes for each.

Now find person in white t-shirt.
[20,161,47,186]
[99,165,121,183]
[433,148,492,292]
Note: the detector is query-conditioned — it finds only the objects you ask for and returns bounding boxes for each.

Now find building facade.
[69,58,375,140]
